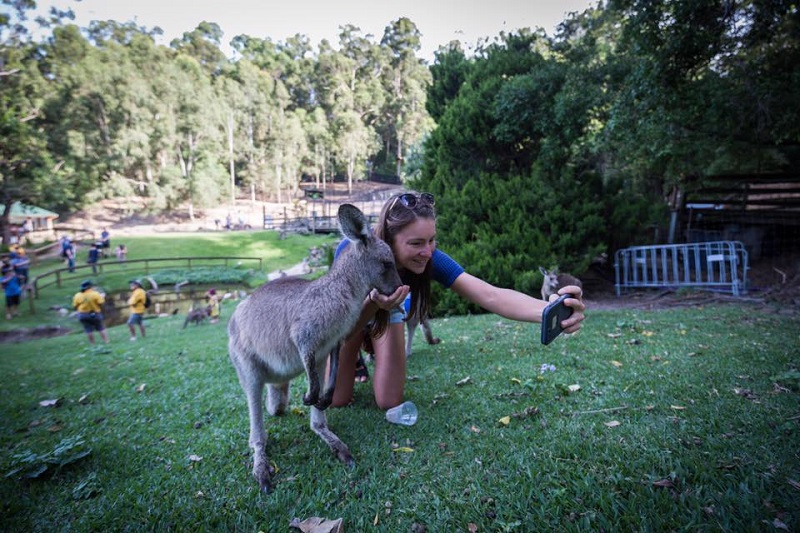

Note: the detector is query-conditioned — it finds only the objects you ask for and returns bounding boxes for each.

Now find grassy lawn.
[1,303,798,531]
[3,230,336,332]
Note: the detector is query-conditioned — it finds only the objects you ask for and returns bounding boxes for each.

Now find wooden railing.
[28,256,263,312]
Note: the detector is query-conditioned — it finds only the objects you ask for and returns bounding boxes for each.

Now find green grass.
[4,230,336,331]
[1,305,798,531]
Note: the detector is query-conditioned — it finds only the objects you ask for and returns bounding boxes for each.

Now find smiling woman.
[329,190,586,411]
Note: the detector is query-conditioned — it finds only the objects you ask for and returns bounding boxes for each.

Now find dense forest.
[2,0,799,308]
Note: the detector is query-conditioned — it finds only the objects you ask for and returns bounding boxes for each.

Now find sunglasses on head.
[389,192,435,211]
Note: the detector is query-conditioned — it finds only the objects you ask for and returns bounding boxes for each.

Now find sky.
[30,0,598,62]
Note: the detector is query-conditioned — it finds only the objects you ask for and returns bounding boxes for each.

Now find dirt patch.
[0,325,73,344]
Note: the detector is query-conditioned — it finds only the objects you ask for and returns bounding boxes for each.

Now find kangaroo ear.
[539,266,548,276]
[338,204,370,246]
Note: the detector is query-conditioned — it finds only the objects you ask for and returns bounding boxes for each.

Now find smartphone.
[540,293,575,345]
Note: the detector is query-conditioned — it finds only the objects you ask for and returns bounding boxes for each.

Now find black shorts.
[78,312,105,333]
[5,294,20,308]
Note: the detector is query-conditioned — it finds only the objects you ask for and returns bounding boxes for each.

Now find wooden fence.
[27,256,263,313]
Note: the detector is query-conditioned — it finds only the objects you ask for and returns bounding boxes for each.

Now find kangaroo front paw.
[302,390,319,406]
[314,395,332,410]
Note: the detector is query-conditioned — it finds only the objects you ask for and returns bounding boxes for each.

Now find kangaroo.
[404,297,440,358]
[228,204,403,492]
[539,267,583,301]
[183,306,210,329]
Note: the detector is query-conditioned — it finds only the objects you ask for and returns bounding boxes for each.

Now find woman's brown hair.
[369,192,436,339]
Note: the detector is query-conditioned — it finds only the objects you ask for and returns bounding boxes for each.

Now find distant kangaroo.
[404,296,440,358]
[228,204,403,492]
[183,306,210,329]
[539,267,583,301]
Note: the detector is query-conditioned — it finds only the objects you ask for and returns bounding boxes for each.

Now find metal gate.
[614,241,749,296]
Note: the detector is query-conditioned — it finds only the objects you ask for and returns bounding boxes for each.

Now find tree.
[379,18,433,178]
[0,1,70,244]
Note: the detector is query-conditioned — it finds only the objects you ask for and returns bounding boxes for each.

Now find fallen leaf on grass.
[291,407,305,416]
[604,420,621,428]
[498,416,511,426]
[766,518,790,531]
[456,376,471,386]
[392,447,414,453]
[188,454,203,462]
[670,405,686,410]
[510,378,521,385]
[39,398,63,408]
[607,333,622,338]
[610,360,623,368]
[470,425,481,434]
[135,383,146,393]
[468,524,478,532]
[568,384,581,393]
[652,478,676,489]
[289,516,344,533]
[47,424,64,433]
[510,406,540,419]
[733,388,758,400]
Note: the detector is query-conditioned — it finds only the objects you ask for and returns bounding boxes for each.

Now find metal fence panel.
[615,241,748,296]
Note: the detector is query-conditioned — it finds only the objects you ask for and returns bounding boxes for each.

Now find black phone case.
[541,294,575,345]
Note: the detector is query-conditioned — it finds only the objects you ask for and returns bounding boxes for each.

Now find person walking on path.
[72,280,109,345]
[100,228,110,257]
[1,264,23,320]
[87,243,100,274]
[127,279,147,341]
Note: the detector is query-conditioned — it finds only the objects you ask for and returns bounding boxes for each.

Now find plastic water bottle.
[385,401,418,426]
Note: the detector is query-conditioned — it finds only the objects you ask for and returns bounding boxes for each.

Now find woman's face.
[391,217,436,274]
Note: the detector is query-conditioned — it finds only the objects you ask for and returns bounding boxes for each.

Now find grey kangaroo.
[539,266,583,301]
[228,204,403,492]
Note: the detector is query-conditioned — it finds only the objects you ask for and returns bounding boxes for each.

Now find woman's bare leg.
[371,323,407,410]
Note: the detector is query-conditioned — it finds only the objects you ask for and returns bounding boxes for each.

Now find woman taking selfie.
[331,191,586,410]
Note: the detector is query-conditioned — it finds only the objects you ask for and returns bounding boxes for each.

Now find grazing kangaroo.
[404,296,440,358]
[539,267,583,301]
[228,204,403,492]
[183,306,210,329]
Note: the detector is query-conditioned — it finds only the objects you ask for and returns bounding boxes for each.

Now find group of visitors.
[72,278,148,345]
[71,280,225,345]
[59,229,126,274]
